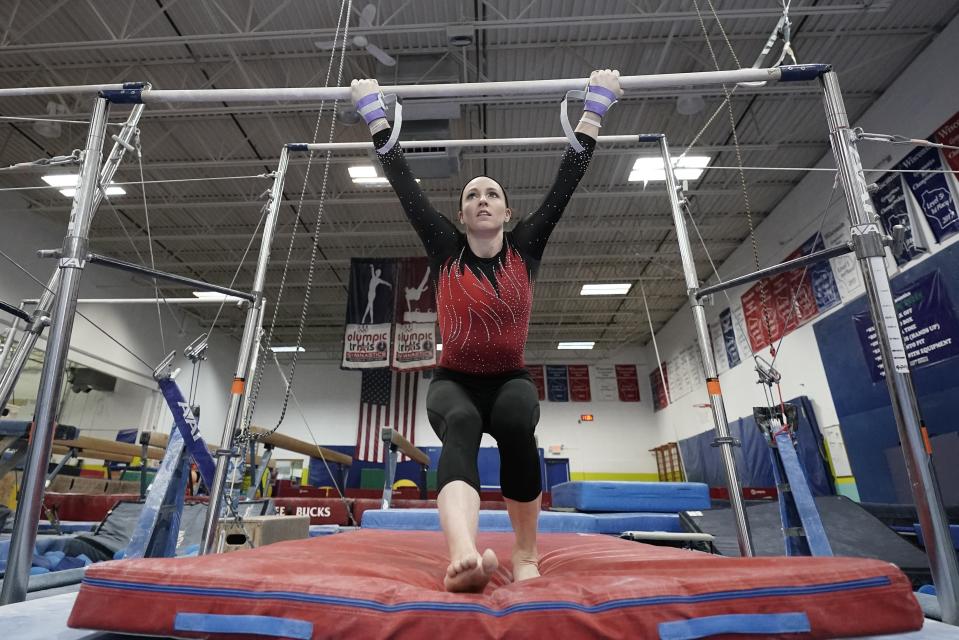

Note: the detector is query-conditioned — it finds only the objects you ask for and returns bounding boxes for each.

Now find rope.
[241,0,353,443]
[136,130,166,358]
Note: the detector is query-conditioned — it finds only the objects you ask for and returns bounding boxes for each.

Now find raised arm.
[350,79,459,258]
[512,69,623,261]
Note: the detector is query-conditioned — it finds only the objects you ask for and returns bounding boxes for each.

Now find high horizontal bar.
[695,242,854,299]
[290,134,661,152]
[20,297,247,306]
[0,65,830,102]
[0,299,30,323]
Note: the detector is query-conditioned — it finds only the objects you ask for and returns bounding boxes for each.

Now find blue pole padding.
[157,377,217,488]
[286,143,309,151]
[778,63,833,82]
[658,612,810,640]
[637,133,665,143]
[175,613,313,639]
[100,88,144,104]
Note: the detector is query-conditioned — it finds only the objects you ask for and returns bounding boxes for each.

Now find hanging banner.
[649,363,669,411]
[567,365,591,402]
[343,259,395,368]
[709,321,729,375]
[934,111,959,173]
[546,365,569,402]
[871,172,926,266]
[591,365,617,401]
[527,365,546,400]
[799,233,842,312]
[853,270,959,383]
[899,145,959,242]
[731,304,754,360]
[615,364,640,402]
[391,257,437,370]
[719,308,741,368]
[824,219,864,302]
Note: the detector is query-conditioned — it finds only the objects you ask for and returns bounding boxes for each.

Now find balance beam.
[248,426,352,466]
[380,427,430,466]
[52,436,165,462]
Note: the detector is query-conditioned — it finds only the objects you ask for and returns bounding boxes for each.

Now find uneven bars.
[289,134,662,152]
[0,65,830,102]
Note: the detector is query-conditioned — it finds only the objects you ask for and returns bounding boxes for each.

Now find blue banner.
[899,145,959,242]
[799,233,841,312]
[871,171,925,265]
[719,308,741,368]
[545,365,569,402]
[157,377,217,487]
[853,270,959,382]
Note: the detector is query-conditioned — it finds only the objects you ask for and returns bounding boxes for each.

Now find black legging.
[426,369,541,502]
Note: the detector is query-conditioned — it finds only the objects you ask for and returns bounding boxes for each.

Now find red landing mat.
[68,530,922,639]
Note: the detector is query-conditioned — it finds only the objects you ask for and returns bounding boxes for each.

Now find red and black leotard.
[374,129,595,375]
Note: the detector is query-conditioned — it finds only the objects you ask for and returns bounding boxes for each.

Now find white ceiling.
[0,0,956,362]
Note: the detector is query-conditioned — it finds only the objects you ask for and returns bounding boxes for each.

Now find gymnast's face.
[458,176,511,235]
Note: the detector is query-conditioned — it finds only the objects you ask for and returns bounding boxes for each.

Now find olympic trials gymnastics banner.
[343,258,395,369]
[391,257,437,371]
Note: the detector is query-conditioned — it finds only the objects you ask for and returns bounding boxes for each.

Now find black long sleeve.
[510,132,596,261]
[373,129,459,259]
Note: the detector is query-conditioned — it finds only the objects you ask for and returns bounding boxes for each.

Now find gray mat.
[683,495,932,582]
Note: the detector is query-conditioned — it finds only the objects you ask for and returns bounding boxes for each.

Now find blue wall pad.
[361,508,681,533]
[814,243,959,504]
[550,481,710,512]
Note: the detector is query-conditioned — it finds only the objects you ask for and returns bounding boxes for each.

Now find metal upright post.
[200,148,289,554]
[821,71,959,625]
[0,96,110,605]
[658,134,754,557]
[0,103,144,414]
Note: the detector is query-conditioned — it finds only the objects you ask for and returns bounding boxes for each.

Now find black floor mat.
[683,495,934,585]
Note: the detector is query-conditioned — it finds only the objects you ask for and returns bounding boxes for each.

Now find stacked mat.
[361,481,710,533]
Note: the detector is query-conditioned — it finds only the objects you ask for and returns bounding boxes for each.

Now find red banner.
[649,363,668,411]
[741,249,819,353]
[615,364,640,402]
[567,365,591,402]
[527,365,546,400]
[934,111,959,173]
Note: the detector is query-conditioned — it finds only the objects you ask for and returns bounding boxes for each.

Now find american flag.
[356,369,419,463]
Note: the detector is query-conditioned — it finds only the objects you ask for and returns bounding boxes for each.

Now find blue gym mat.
[360,509,681,533]
[550,481,711,512]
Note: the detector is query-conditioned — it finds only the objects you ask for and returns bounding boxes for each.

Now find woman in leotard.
[351,70,622,592]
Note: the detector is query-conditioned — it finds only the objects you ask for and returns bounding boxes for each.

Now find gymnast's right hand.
[350,78,380,109]
[350,79,390,133]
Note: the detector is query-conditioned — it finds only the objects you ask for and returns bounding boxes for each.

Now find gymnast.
[351,69,622,592]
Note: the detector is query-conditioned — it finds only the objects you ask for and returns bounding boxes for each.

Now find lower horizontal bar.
[292,134,659,152]
[85,253,255,302]
[696,242,854,299]
[0,299,30,323]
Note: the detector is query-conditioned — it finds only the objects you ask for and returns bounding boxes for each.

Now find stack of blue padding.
[361,508,681,533]
[551,481,711,512]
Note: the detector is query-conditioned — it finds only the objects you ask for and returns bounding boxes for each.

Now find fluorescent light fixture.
[580,283,631,296]
[45,173,126,198]
[436,343,443,351]
[349,166,417,186]
[271,346,306,353]
[59,186,126,197]
[628,155,711,182]
[192,291,243,302]
[42,174,80,187]
[348,165,378,178]
[557,341,595,350]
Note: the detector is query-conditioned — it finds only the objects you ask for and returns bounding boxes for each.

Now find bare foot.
[512,550,540,582]
[444,548,498,593]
